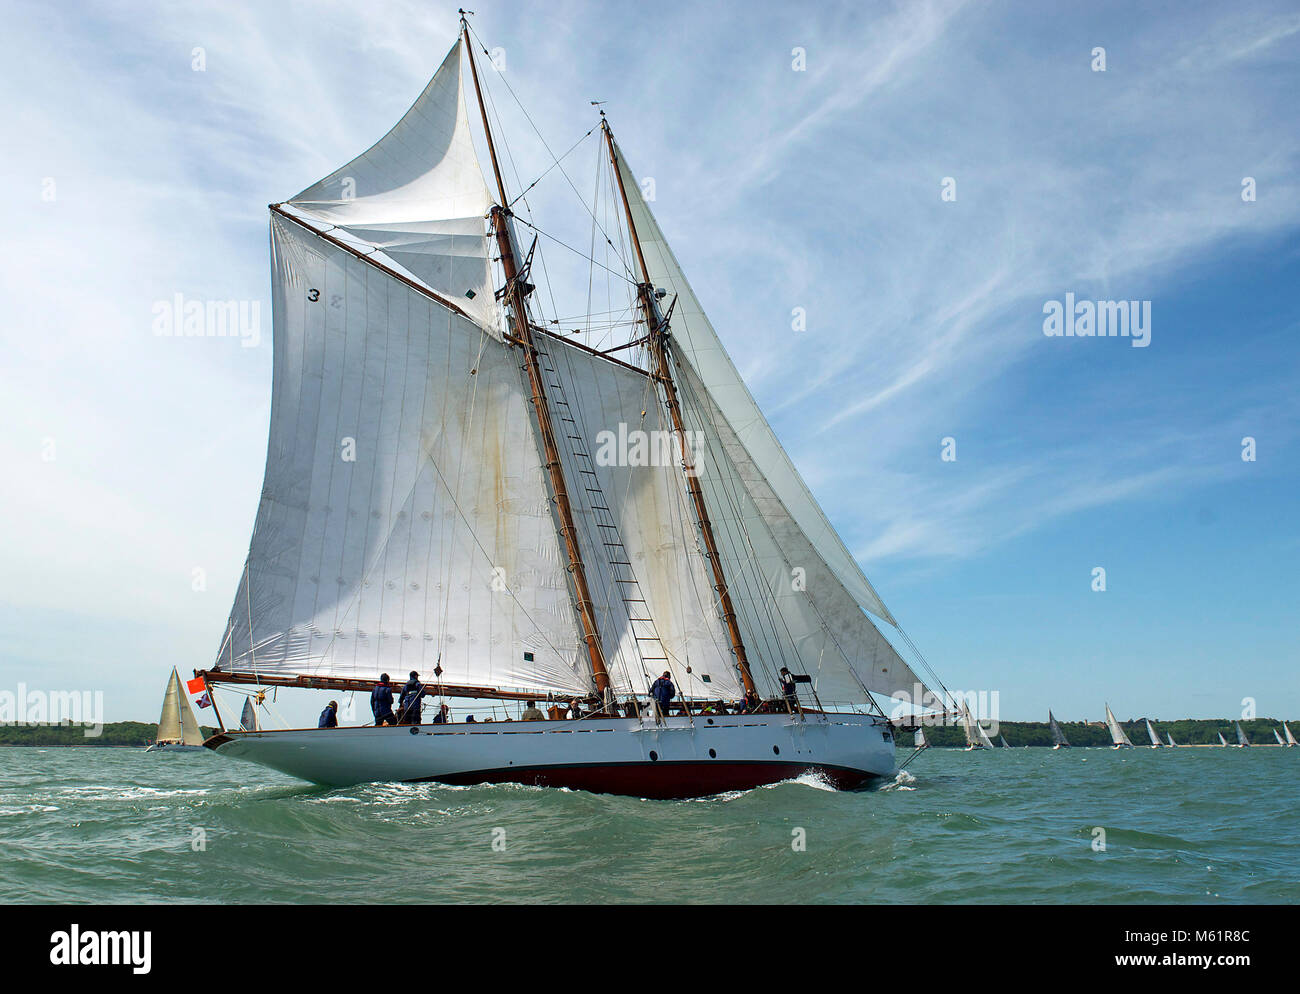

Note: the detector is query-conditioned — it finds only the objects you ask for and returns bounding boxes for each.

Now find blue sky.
[1,0,1296,726]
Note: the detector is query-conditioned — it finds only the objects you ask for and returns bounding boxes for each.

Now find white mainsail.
[240,698,260,732]
[914,727,928,748]
[1235,722,1251,747]
[1145,718,1162,747]
[157,668,203,746]
[1048,710,1070,747]
[1105,704,1134,747]
[1274,728,1285,746]
[999,734,1011,749]
[960,705,994,749]
[1285,723,1297,746]
[1217,732,1229,746]
[1165,732,1176,747]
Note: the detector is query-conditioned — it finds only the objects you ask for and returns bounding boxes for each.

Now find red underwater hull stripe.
[413,760,880,799]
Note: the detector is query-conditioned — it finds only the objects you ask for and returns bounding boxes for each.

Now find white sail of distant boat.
[961,704,994,750]
[145,668,204,752]
[1165,732,1176,747]
[1273,728,1285,746]
[1285,723,1297,747]
[240,698,260,732]
[999,734,1012,748]
[1235,722,1251,748]
[1048,710,1070,749]
[1105,703,1134,749]
[914,727,928,749]
[1217,732,1229,746]
[1145,718,1162,747]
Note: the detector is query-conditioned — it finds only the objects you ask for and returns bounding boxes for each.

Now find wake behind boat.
[192,17,954,798]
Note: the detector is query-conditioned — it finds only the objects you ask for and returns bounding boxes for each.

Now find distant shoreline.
[0,721,216,748]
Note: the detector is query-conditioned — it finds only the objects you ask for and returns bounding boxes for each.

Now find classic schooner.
[146,668,204,752]
[196,18,954,797]
[1104,704,1134,749]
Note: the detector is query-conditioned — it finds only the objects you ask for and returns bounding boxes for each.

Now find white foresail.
[287,39,499,332]
[672,360,928,704]
[214,216,591,697]
[1105,704,1133,747]
[611,142,897,629]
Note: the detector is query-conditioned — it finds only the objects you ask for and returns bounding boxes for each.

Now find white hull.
[206,712,897,799]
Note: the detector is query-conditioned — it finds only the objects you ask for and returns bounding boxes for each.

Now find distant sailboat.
[1235,722,1251,748]
[1284,723,1297,747]
[1217,732,1229,747]
[1273,728,1285,746]
[1048,710,1070,749]
[239,698,260,732]
[145,668,204,752]
[1144,718,1162,747]
[999,734,1012,749]
[961,705,995,750]
[1105,703,1134,749]
[914,727,928,749]
[1165,732,1177,747]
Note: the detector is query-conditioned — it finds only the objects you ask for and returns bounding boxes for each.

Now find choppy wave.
[0,745,1296,903]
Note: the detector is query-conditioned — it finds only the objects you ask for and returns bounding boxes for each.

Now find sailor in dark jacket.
[650,671,675,717]
[399,671,424,725]
[371,674,396,726]
[318,700,339,728]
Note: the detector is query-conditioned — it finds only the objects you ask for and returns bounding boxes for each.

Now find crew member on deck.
[779,667,798,707]
[371,674,396,726]
[319,700,339,728]
[399,671,424,725]
[431,703,451,724]
[521,700,544,721]
[650,671,675,719]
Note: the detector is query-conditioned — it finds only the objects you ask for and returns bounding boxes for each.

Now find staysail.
[1105,704,1134,747]
[157,668,203,746]
[1048,710,1070,747]
[1145,718,1162,747]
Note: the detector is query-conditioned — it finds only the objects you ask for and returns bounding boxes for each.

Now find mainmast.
[600,116,758,698]
[461,16,612,697]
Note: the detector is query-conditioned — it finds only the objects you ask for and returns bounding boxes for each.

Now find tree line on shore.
[0,721,216,747]
[915,717,1293,748]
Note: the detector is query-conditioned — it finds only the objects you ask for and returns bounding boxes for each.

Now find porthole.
[773,745,780,755]
[706,718,714,725]
[708,748,717,758]
[409,726,419,736]
[649,750,659,762]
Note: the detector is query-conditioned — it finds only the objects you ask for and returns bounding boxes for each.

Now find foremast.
[600,116,758,699]
[462,16,612,698]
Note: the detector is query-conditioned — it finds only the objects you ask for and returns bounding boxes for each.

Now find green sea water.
[2,745,1296,904]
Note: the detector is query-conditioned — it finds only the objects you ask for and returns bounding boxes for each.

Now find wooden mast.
[461,16,611,697]
[600,116,758,698]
